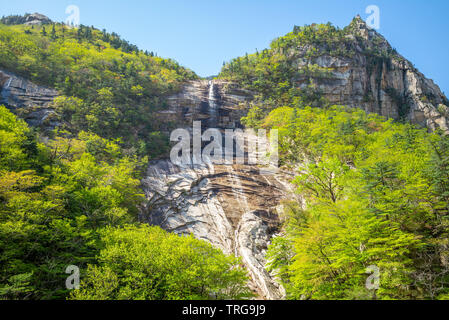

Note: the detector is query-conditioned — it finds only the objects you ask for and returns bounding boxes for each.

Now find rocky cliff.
[220,16,449,132]
[0,69,59,129]
[158,79,253,129]
[142,80,295,299]
[140,159,295,299]
[307,16,449,131]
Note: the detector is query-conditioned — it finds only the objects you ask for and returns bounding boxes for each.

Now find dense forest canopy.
[0,104,251,300]
[255,106,449,299]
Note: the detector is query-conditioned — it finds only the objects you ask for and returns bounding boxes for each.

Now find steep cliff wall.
[0,69,59,128]
[140,160,295,299]
[142,80,294,299]
[301,17,449,131]
[157,80,253,130]
[219,16,449,132]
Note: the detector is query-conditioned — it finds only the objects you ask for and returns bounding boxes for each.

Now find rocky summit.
[0,12,52,26]
[316,16,449,131]
[23,13,52,26]
[220,16,449,133]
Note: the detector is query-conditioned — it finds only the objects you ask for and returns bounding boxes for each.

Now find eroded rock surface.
[0,69,59,128]
[157,79,253,129]
[142,80,293,299]
[140,159,294,299]
[23,13,52,26]
[288,16,449,131]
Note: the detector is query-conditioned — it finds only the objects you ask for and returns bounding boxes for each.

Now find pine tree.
[76,26,83,42]
[50,24,57,40]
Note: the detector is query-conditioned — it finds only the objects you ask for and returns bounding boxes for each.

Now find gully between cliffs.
[140,80,296,299]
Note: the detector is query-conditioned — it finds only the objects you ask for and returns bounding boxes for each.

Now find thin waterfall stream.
[207,80,219,128]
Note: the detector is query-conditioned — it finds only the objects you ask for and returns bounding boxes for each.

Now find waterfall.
[207,80,219,127]
[0,77,12,104]
[4,77,12,90]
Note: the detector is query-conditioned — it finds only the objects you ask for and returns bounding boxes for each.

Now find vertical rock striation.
[156,79,253,130]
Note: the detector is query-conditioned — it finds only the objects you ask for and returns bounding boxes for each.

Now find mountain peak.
[350,14,371,31]
[347,14,388,45]
[0,12,51,26]
[23,13,51,25]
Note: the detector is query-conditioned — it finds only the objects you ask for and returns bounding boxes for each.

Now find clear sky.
[1,0,448,94]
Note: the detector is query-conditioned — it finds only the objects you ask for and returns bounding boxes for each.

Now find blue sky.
[1,0,449,94]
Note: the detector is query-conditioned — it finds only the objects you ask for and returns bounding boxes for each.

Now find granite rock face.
[0,69,59,128]
[140,159,295,299]
[143,80,294,299]
[159,80,253,130]
[289,17,449,131]
[23,13,52,26]
[0,13,52,26]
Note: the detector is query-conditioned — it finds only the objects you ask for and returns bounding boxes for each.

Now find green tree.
[70,225,252,300]
[50,24,57,40]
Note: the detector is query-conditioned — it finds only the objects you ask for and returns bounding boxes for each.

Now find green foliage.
[0,107,142,299]
[70,225,251,300]
[0,21,197,158]
[241,105,265,129]
[0,105,34,170]
[0,272,34,299]
[0,107,250,300]
[264,105,449,299]
[285,200,418,300]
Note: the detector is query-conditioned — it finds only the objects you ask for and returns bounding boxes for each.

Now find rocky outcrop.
[23,13,52,26]
[140,159,295,299]
[287,16,449,131]
[0,13,52,26]
[0,69,59,128]
[158,80,253,130]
